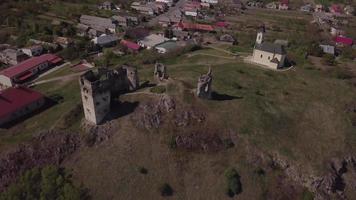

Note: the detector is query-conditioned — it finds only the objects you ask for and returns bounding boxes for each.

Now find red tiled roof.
[280,0,289,5]
[121,40,140,50]
[178,22,214,32]
[334,36,353,45]
[0,86,44,119]
[331,4,342,13]
[0,54,62,78]
[215,21,229,27]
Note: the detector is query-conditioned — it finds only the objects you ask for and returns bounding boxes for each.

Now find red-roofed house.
[334,36,353,47]
[330,4,343,15]
[120,40,141,53]
[279,0,289,10]
[0,54,63,90]
[0,86,45,126]
[215,21,229,28]
[177,22,214,32]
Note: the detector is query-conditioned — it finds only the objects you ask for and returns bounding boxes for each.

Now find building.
[0,86,45,126]
[92,35,119,47]
[80,15,117,35]
[266,2,278,9]
[201,0,218,4]
[300,4,313,12]
[99,1,118,10]
[197,68,212,99]
[344,5,355,16]
[319,44,335,55]
[120,40,141,53]
[279,0,289,10]
[80,67,139,125]
[21,45,43,57]
[54,37,73,48]
[0,54,62,90]
[155,41,179,54]
[251,30,286,70]
[0,49,28,66]
[112,15,128,27]
[330,4,343,15]
[138,34,167,49]
[334,36,353,47]
[131,2,155,15]
[156,0,173,6]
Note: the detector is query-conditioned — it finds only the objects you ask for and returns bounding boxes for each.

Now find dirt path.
[29,72,85,86]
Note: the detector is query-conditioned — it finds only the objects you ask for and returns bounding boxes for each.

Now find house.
[315,4,324,12]
[156,0,174,7]
[215,21,229,28]
[330,27,344,37]
[76,23,90,37]
[0,86,45,126]
[21,45,43,57]
[0,54,62,89]
[300,4,313,12]
[266,2,278,9]
[112,15,128,27]
[251,29,286,69]
[330,4,343,15]
[334,36,353,47]
[155,41,179,54]
[99,1,118,10]
[54,37,73,48]
[131,2,155,15]
[172,29,189,40]
[158,16,171,27]
[0,49,28,66]
[92,35,119,47]
[184,8,198,17]
[279,0,289,10]
[120,40,141,53]
[344,5,355,15]
[201,0,218,4]
[319,44,335,55]
[138,34,167,49]
[80,15,117,35]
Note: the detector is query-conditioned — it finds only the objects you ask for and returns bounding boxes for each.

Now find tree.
[159,183,173,196]
[322,54,336,66]
[224,168,242,197]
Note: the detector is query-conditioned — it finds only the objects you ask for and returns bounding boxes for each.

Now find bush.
[150,86,166,94]
[322,54,336,66]
[138,167,148,174]
[0,166,89,200]
[159,183,173,197]
[224,168,242,197]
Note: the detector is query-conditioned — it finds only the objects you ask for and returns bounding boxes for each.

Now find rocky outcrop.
[175,132,223,152]
[0,131,80,192]
[197,68,213,99]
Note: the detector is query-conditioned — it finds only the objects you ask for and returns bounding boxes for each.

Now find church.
[251,28,287,70]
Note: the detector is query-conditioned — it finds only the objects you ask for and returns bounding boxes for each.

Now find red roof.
[0,86,44,119]
[280,0,289,5]
[330,4,342,13]
[178,22,214,32]
[215,21,229,28]
[121,40,140,51]
[0,54,62,79]
[334,36,353,45]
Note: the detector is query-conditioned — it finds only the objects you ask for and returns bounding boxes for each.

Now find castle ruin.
[154,63,168,81]
[80,66,139,125]
[197,68,213,99]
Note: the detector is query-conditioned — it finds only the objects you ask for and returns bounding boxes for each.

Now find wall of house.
[0,75,13,90]
[252,49,285,69]
[0,98,45,126]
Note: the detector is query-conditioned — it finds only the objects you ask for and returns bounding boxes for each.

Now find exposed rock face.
[175,132,223,152]
[174,110,205,127]
[197,68,213,99]
[154,63,168,81]
[81,120,116,146]
[0,131,80,192]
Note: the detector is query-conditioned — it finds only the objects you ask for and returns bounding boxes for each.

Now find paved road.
[148,0,186,26]
[29,72,85,87]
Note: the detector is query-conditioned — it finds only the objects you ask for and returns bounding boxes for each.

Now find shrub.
[138,167,148,175]
[322,54,336,66]
[159,183,173,197]
[150,86,166,94]
[224,168,242,197]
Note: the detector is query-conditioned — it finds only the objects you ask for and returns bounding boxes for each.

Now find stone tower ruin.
[80,65,139,125]
[197,67,213,99]
[80,69,111,125]
[154,63,168,81]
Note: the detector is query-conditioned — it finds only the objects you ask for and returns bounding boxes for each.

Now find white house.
[251,30,286,70]
[156,0,173,6]
[201,0,218,4]
[22,45,43,57]
[138,34,167,49]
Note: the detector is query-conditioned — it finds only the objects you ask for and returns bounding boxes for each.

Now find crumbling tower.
[197,67,213,99]
[154,63,168,81]
[123,65,139,91]
[79,69,111,125]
